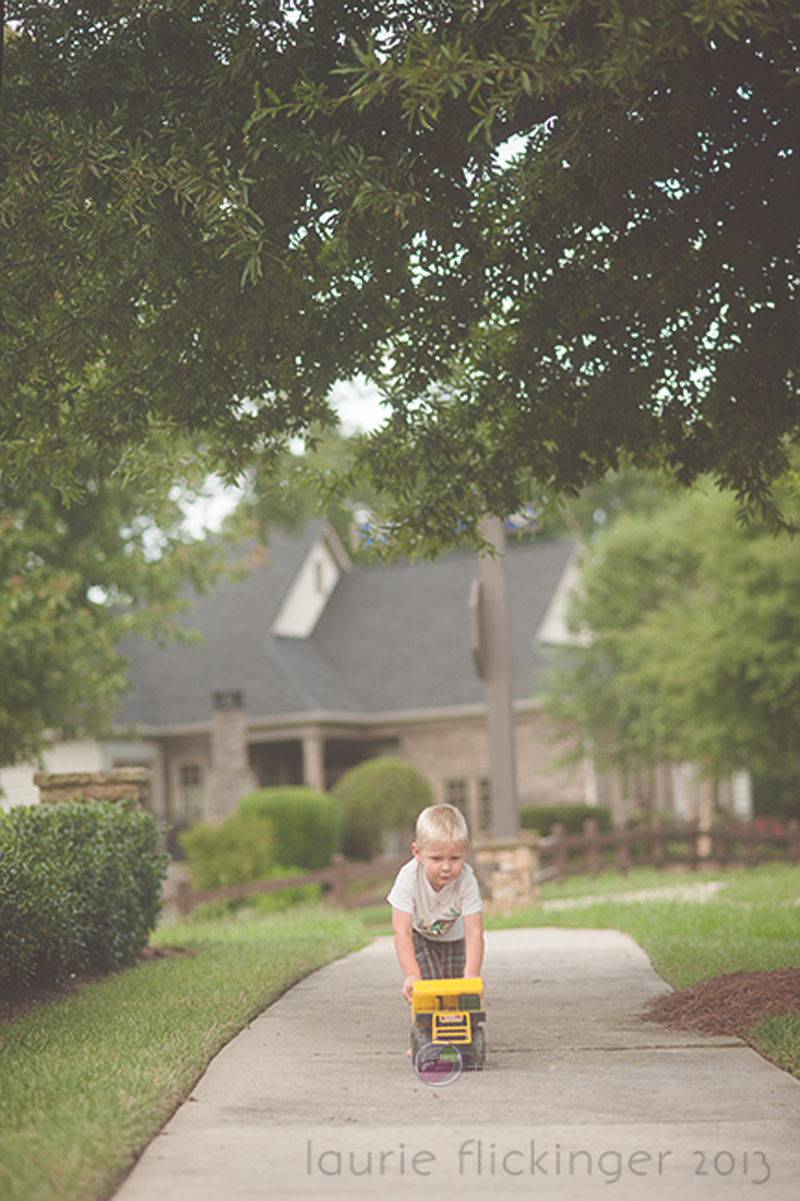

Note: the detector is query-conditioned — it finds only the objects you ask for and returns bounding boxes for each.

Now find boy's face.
[412,839,466,892]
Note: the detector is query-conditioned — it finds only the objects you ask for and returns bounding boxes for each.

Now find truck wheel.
[411,1023,427,1062]
[469,1025,486,1070]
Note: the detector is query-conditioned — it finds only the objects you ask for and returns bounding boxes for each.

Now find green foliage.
[750,771,800,823]
[0,907,368,1201]
[179,812,275,890]
[748,1012,800,1079]
[0,799,167,988]
[2,3,799,557]
[0,459,227,768]
[520,804,613,837]
[546,482,800,781]
[333,757,433,860]
[228,426,383,563]
[238,787,342,869]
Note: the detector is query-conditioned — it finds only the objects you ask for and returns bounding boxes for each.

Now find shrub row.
[520,804,614,836]
[0,799,168,988]
[179,763,433,892]
[179,789,339,914]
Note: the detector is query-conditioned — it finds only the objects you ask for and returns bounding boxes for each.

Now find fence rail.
[175,817,800,915]
[536,816,800,884]
[175,853,409,916]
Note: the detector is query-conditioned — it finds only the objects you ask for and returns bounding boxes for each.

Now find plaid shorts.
[413,930,466,979]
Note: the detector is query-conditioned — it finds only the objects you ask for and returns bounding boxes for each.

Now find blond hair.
[415,804,470,850]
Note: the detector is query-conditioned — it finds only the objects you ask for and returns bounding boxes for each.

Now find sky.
[182,378,385,536]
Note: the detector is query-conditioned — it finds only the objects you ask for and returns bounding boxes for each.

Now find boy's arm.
[392,907,421,1003]
[463,911,485,979]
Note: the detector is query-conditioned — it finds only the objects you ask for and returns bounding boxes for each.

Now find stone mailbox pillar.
[34,767,153,808]
[473,832,540,912]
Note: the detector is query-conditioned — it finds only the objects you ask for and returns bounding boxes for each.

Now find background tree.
[547,480,800,813]
[226,426,384,560]
[0,458,224,768]
[2,2,799,555]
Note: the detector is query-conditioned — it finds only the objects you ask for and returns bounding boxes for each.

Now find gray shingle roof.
[119,525,575,728]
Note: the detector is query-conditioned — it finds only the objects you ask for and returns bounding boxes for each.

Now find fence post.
[685,819,699,870]
[584,818,600,876]
[615,823,631,875]
[331,852,347,907]
[714,816,729,869]
[552,823,567,879]
[651,815,665,870]
[788,819,800,865]
[177,880,193,917]
[745,821,758,868]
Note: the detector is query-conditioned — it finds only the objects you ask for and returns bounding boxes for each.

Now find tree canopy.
[547,479,800,785]
[2,2,799,554]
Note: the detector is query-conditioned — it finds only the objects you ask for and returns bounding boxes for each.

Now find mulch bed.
[644,967,800,1039]
[0,945,190,1027]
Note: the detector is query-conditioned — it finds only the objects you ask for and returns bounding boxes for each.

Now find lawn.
[0,907,368,1201]
[1,863,798,1201]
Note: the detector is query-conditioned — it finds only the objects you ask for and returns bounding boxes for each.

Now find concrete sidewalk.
[115,929,800,1200]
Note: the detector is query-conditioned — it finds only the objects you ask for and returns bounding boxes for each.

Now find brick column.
[205,692,256,822]
[302,733,326,792]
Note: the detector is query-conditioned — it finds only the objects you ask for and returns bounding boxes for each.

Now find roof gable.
[119,529,576,729]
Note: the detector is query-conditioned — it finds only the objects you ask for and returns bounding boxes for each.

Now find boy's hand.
[402,973,421,1004]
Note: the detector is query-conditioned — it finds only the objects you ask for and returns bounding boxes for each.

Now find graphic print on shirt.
[418,906,460,938]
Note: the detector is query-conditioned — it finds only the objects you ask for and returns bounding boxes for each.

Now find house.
[0,522,591,836]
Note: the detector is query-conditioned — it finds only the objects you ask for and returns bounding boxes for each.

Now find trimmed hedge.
[180,811,276,889]
[237,787,342,869]
[332,757,433,860]
[0,799,167,988]
[520,804,613,837]
[179,802,326,915]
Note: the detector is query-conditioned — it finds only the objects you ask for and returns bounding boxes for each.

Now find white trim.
[270,524,351,639]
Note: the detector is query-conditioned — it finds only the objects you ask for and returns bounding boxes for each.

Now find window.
[477,777,492,833]
[444,779,467,814]
[178,764,203,824]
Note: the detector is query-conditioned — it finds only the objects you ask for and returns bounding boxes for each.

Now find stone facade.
[34,767,153,808]
[150,701,588,836]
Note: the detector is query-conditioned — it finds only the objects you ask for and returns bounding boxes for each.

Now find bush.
[180,812,275,889]
[0,799,167,988]
[332,757,433,860]
[520,804,613,837]
[179,804,325,912]
[237,787,342,869]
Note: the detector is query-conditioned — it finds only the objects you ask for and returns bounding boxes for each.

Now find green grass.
[3,865,799,1201]
[749,1012,800,1077]
[0,906,368,1201]
[478,862,800,1077]
[539,863,725,901]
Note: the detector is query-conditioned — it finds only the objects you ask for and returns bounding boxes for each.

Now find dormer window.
[271,524,351,638]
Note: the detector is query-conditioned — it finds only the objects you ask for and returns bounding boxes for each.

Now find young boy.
[387,803,484,1003]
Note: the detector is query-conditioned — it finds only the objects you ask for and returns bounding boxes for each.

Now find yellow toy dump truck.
[411,977,486,1070]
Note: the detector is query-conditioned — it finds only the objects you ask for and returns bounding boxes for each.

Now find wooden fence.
[536,816,800,884]
[175,852,409,916]
[175,817,800,914]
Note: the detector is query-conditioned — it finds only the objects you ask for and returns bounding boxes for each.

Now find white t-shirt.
[387,859,482,942]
